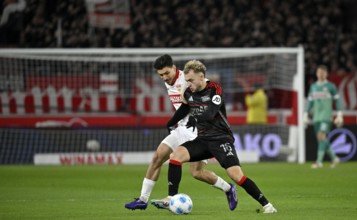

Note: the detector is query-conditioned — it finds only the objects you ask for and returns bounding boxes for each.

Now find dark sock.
[168,159,182,196]
[238,176,269,206]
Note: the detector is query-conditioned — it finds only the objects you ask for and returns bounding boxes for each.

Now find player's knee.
[317,132,327,140]
[151,152,166,167]
[169,147,189,163]
[169,152,177,160]
[227,166,244,182]
[190,169,203,180]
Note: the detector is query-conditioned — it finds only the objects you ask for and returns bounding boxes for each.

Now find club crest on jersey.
[212,95,221,105]
[176,84,182,91]
[201,95,210,102]
[188,96,193,102]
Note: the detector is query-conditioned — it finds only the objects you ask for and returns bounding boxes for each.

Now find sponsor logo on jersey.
[313,91,331,99]
[328,128,357,161]
[169,94,182,104]
[201,95,210,102]
[212,95,221,105]
[192,106,208,116]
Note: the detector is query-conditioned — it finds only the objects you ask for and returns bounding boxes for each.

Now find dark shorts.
[181,137,240,169]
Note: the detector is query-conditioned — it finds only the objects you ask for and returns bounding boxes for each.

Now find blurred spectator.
[0,0,25,26]
[245,84,268,124]
[0,0,26,45]
[0,0,356,78]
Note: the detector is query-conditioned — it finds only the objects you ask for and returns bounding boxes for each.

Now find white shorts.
[161,126,208,164]
[162,126,197,150]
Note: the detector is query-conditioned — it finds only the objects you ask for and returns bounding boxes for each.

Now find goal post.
[0,47,305,164]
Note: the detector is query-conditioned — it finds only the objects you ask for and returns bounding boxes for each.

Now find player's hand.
[303,112,309,129]
[186,116,197,132]
[334,111,343,127]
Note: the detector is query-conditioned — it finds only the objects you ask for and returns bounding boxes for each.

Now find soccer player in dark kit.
[125,54,235,211]
[165,60,277,213]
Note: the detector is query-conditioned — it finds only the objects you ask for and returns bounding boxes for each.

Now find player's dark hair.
[153,54,173,70]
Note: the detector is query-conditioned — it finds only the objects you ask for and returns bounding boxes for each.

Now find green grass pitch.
[1,162,357,220]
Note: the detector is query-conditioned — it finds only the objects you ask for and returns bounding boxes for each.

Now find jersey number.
[220,143,234,156]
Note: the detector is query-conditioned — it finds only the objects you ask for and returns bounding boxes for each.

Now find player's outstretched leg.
[125,198,148,210]
[151,196,171,209]
[225,183,238,211]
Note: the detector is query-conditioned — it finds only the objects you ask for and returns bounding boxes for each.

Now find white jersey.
[161,69,202,161]
[165,69,189,126]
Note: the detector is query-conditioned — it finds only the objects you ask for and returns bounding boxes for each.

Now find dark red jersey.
[183,81,234,141]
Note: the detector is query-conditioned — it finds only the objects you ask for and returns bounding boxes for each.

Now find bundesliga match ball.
[169,193,193,215]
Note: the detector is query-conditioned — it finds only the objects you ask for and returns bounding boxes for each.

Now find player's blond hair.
[317,65,328,72]
[184,60,206,75]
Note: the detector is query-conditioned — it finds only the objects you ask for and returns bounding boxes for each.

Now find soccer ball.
[169,193,193,215]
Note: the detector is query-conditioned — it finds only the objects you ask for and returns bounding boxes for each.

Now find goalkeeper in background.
[304,65,343,169]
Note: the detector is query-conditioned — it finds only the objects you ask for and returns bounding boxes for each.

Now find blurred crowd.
[0,0,356,76]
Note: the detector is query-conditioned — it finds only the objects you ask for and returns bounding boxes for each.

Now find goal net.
[0,48,305,165]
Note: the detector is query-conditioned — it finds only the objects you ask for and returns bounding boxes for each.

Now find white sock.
[213,176,231,192]
[139,178,156,203]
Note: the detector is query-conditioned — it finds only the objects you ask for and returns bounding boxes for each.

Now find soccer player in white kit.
[125,54,237,211]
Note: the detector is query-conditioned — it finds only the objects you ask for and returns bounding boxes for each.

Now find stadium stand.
[0,0,356,87]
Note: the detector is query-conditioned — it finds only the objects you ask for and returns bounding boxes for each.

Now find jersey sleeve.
[330,83,342,111]
[166,102,190,128]
[195,83,223,123]
[183,88,191,101]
